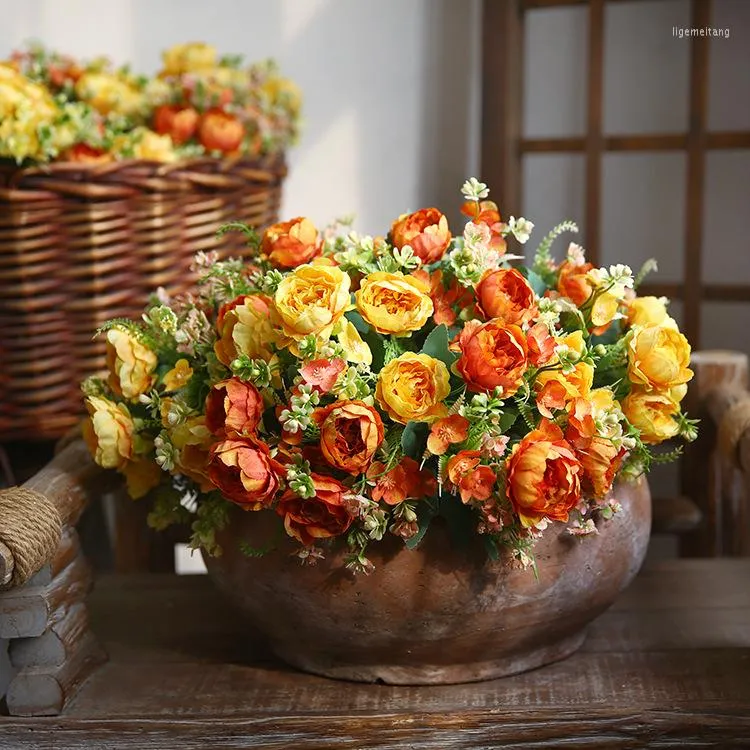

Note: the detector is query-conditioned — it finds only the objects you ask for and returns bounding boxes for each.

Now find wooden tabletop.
[1,559,749,749]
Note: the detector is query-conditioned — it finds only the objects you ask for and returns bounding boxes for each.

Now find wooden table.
[1,559,749,749]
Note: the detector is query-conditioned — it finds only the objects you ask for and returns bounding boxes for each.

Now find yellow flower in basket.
[161,42,217,76]
[75,72,144,117]
[262,75,303,117]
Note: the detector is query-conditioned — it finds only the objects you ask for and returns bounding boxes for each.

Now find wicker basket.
[0,156,286,441]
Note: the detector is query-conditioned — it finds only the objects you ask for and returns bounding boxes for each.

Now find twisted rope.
[0,487,62,589]
[718,395,750,469]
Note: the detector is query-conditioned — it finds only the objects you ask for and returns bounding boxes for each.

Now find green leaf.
[498,410,518,433]
[439,496,476,550]
[345,310,370,335]
[362,329,385,371]
[404,502,436,550]
[420,324,457,369]
[401,421,429,460]
[525,269,548,297]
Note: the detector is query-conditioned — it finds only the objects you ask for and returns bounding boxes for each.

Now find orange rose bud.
[427,414,469,455]
[557,259,594,307]
[367,457,436,505]
[577,437,625,497]
[456,319,528,395]
[153,104,199,145]
[446,450,496,504]
[198,108,245,153]
[391,208,451,264]
[475,268,536,325]
[527,322,556,366]
[261,217,321,269]
[506,420,582,528]
[535,380,568,419]
[315,400,384,475]
[62,143,112,164]
[207,436,284,510]
[276,473,354,545]
[205,377,264,436]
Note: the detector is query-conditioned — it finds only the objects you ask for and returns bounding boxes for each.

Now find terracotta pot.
[203,476,651,685]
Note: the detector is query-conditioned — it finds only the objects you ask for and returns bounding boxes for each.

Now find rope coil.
[0,487,62,589]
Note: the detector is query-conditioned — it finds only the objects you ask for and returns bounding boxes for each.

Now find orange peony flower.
[61,143,112,164]
[475,268,536,326]
[446,450,496,504]
[153,104,199,145]
[300,357,346,394]
[506,420,583,527]
[205,378,265,437]
[367,457,436,505]
[527,322,556,366]
[197,108,245,153]
[455,319,528,395]
[315,400,384,475]
[427,414,469,455]
[564,397,597,450]
[375,352,450,424]
[207,437,284,510]
[391,207,451,264]
[577,437,625,497]
[276,473,354,545]
[260,217,321,269]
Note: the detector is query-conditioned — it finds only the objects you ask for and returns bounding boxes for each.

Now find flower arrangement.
[0,41,300,165]
[82,178,697,573]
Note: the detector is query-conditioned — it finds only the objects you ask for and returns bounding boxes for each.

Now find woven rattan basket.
[0,156,286,441]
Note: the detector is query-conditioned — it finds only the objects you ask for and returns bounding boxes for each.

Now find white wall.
[0,0,482,234]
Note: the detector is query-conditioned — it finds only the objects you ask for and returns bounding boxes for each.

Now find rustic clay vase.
[203,476,651,685]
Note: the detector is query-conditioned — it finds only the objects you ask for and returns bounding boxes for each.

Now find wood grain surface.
[0,560,748,748]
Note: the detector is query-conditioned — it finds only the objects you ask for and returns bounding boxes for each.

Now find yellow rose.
[626,296,678,329]
[161,42,217,76]
[273,263,351,342]
[170,415,215,491]
[83,396,134,470]
[628,325,693,391]
[106,328,158,400]
[356,272,433,336]
[375,352,450,424]
[622,387,685,444]
[262,75,303,117]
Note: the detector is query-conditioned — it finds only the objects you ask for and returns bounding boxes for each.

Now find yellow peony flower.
[273,263,351,343]
[622,386,685,444]
[75,72,143,116]
[163,359,193,391]
[106,328,158,400]
[83,395,134,470]
[375,352,450,424]
[355,271,433,336]
[262,75,303,116]
[161,42,217,76]
[628,325,693,391]
[131,128,177,163]
[626,296,678,330]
